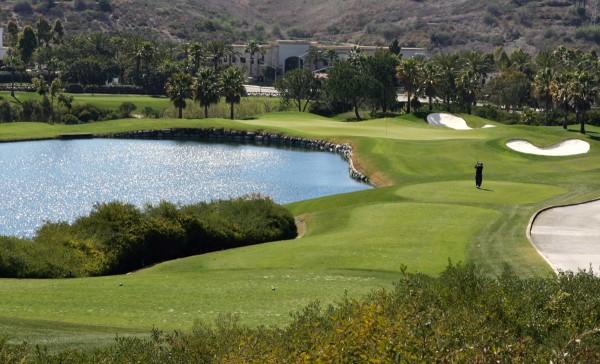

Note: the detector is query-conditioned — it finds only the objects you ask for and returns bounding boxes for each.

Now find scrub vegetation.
[0,197,297,278]
[4,264,600,362]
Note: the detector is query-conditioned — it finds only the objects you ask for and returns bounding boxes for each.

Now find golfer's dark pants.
[475,173,482,187]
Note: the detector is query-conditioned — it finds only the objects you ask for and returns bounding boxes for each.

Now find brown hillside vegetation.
[2,0,600,51]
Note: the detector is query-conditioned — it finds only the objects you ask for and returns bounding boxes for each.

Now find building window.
[240,57,246,64]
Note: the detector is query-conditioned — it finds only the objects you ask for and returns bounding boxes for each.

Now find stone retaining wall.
[100,128,370,184]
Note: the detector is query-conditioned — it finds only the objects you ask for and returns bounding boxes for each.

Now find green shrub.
[118,101,137,118]
[7,264,600,362]
[0,197,297,278]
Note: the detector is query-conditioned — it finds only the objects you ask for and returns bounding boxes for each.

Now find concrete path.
[531,200,600,273]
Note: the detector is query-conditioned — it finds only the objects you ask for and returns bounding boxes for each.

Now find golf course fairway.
[1,111,599,350]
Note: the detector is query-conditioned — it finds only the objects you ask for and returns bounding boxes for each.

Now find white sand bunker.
[427,113,496,130]
[506,139,590,156]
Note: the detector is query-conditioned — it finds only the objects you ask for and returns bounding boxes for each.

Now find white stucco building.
[0,28,7,60]
[228,40,428,80]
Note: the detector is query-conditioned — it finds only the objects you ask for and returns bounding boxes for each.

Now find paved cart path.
[531,200,600,273]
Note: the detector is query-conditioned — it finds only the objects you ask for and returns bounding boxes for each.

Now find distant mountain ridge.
[1,0,600,52]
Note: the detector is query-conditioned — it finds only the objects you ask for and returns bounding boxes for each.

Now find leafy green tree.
[362,50,399,113]
[193,67,222,118]
[274,69,321,112]
[486,69,530,111]
[18,26,38,65]
[220,67,245,120]
[396,57,422,113]
[325,60,371,120]
[165,72,193,119]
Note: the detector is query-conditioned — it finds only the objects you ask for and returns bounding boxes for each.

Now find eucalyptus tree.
[36,17,52,48]
[18,26,38,65]
[396,57,423,113]
[52,19,64,45]
[361,50,399,113]
[193,67,222,118]
[274,68,321,112]
[165,72,193,119]
[220,67,245,120]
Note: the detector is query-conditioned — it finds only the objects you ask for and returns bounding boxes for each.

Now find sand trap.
[427,113,496,130]
[506,139,590,156]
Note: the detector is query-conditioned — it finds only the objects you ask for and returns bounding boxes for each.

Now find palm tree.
[220,67,245,120]
[193,68,222,119]
[550,72,572,130]
[568,70,597,134]
[165,72,193,119]
[433,53,460,111]
[421,61,439,111]
[305,46,322,70]
[325,49,338,67]
[245,41,261,78]
[396,58,422,113]
[206,40,233,72]
[461,51,493,107]
[455,69,478,114]
[533,67,555,124]
[186,42,204,74]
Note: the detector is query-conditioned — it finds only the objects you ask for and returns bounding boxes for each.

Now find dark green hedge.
[0,197,297,278]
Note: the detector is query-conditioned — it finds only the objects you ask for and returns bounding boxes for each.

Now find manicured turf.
[1,108,599,349]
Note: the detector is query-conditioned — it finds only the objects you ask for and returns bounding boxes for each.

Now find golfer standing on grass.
[475,161,484,189]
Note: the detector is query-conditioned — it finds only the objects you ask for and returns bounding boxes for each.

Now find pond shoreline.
[100,128,371,185]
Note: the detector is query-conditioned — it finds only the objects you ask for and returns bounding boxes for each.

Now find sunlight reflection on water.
[0,139,370,237]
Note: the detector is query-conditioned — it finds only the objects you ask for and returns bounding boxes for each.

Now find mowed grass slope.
[1,109,600,349]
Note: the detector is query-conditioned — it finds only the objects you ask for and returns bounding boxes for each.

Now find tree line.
[3,17,600,130]
[275,43,600,133]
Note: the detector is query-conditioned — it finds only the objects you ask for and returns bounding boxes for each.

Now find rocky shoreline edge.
[100,128,370,184]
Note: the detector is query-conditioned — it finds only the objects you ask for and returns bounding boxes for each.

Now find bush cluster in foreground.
[0,197,297,278]
[3,264,600,363]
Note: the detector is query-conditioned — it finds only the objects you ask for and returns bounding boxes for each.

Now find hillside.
[2,0,600,53]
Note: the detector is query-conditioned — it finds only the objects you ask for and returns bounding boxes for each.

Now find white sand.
[506,139,590,156]
[426,113,496,130]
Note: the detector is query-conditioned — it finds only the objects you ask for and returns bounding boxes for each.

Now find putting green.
[1,109,599,349]
[395,181,567,205]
